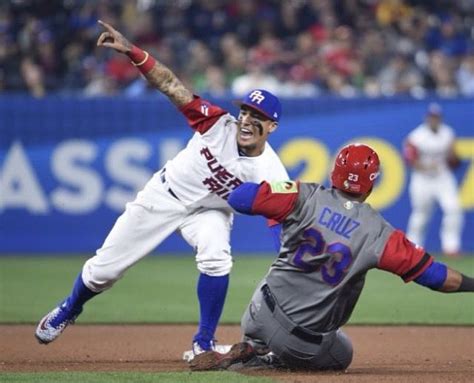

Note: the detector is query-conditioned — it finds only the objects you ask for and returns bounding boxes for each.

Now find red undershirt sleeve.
[378,230,434,282]
[178,96,228,134]
[252,181,299,222]
[403,140,418,166]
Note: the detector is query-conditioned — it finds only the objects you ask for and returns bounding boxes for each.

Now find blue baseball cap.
[427,102,442,116]
[234,89,282,122]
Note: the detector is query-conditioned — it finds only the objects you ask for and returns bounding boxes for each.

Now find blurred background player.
[190,143,474,372]
[403,103,464,256]
[35,21,288,359]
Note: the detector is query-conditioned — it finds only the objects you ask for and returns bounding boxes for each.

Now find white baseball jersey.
[82,96,289,289]
[165,97,289,208]
[405,122,455,176]
[404,122,463,253]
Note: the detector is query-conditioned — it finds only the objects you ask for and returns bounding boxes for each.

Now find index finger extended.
[98,19,116,33]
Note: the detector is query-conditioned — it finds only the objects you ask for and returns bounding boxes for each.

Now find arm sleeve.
[268,224,282,252]
[447,143,461,169]
[414,261,448,290]
[378,230,434,282]
[178,96,228,134]
[227,182,260,214]
[251,181,299,222]
[228,181,299,222]
[227,184,284,251]
[403,140,418,166]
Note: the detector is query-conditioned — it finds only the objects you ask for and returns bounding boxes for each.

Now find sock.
[63,273,99,313]
[194,273,229,350]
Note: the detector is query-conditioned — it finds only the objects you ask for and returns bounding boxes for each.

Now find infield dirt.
[1,324,473,382]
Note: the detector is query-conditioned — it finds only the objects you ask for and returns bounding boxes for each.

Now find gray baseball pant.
[241,282,353,370]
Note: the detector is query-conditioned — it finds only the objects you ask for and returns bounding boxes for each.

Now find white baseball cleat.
[35,302,82,344]
[183,341,232,362]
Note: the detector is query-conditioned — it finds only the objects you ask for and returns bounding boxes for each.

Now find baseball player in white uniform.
[403,103,463,256]
[35,21,288,357]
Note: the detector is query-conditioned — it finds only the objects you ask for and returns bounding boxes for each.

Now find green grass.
[353,255,474,324]
[0,254,473,324]
[0,372,275,383]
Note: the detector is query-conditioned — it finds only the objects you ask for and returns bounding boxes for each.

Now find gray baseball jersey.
[251,181,433,332]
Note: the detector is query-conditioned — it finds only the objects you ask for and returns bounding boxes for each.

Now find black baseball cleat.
[189,342,256,371]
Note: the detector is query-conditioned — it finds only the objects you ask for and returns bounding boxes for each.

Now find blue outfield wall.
[0,95,473,254]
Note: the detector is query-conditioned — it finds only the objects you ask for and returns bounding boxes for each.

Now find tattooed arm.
[96,20,193,107]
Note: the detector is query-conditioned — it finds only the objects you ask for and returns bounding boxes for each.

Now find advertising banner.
[1,96,472,253]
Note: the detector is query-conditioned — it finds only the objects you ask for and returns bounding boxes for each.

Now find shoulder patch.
[269,181,298,194]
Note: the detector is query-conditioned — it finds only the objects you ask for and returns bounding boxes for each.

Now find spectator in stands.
[456,53,474,96]
[378,53,423,96]
[427,51,458,97]
[219,33,247,85]
[279,64,319,98]
[360,30,389,78]
[1,0,472,98]
[20,57,45,98]
[231,60,281,97]
[186,40,214,91]
[425,16,468,57]
[376,0,412,27]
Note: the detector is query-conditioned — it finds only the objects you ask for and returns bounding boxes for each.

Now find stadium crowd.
[1,0,473,98]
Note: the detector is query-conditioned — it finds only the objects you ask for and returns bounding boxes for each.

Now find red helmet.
[331,144,380,195]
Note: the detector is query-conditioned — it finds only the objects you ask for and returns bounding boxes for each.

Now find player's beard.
[238,141,257,155]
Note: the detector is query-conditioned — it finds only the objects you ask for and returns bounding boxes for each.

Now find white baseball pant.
[81,171,234,292]
[407,171,463,254]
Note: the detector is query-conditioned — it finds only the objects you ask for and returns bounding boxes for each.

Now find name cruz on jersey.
[318,207,361,240]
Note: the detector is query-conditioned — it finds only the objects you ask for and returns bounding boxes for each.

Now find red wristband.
[127,45,146,63]
[127,45,156,74]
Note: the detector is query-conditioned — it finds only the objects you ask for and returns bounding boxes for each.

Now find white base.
[182,344,232,362]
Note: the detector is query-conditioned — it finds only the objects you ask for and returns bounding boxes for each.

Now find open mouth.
[239,127,254,139]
